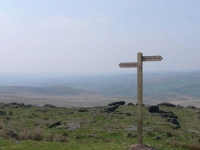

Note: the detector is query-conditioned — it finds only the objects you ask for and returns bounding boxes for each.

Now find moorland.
[0,71,200,149]
[0,101,200,150]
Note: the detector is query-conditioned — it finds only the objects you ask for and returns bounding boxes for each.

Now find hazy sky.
[0,0,200,75]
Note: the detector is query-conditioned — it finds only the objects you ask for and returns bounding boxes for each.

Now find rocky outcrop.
[104,104,119,112]
[48,121,61,128]
[43,104,56,108]
[127,103,134,106]
[10,102,18,105]
[159,111,178,119]
[108,101,125,106]
[157,102,176,107]
[186,105,196,109]
[78,108,88,112]
[148,106,178,119]
[167,118,180,126]
[148,106,159,113]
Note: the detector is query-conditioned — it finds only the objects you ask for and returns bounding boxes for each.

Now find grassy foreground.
[0,102,200,150]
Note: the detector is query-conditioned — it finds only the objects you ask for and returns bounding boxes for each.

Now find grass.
[0,102,200,150]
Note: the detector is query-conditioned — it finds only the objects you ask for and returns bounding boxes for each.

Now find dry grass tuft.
[19,128,43,141]
[172,142,200,150]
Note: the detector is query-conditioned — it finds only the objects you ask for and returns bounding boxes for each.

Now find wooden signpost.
[119,52,163,144]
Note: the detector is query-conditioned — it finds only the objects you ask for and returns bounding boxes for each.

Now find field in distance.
[0,71,200,107]
[0,92,199,108]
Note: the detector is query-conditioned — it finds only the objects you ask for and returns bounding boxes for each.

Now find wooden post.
[119,53,162,145]
[137,52,143,144]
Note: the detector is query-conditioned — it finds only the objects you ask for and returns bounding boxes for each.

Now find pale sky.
[0,0,200,75]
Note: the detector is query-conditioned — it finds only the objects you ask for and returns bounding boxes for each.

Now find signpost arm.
[137,52,143,144]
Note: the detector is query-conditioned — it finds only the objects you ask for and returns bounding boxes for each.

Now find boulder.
[135,103,145,106]
[78,108,88,112]
[43,104,56,108]
[155,136,162,140]
[127,103,134,106]
[48,121,61,128]
[25,104,32,108]
[108,101,125,106]
[186,105,196,109]
[167,118,180,126]
[157,102,176,107]
[18,103,25,106]
[104,104,119,112]
[148,106,159,113]
[159,111,178,119]
[10,102,18,105]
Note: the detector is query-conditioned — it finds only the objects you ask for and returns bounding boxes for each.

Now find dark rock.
[48,121,61,128]
[104,104,119,112]
[158,102,176,107]
[167,118,180,126]
[127,103,134,106]
[186,105,196,109]
[10,102,18,105]
[78,108,88,112]
[18,103,24,106]
[135,103,145,106]
[43,104,56,108]
[0,109,6,115]
[159,111,178,119]
[108,101,125,106]
[148,106,159,113]
[155,136,162,140]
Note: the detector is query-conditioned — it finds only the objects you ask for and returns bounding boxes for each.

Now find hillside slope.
[0,86,93,96]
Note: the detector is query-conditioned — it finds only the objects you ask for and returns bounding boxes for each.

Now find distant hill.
[66,71,200,98]
[0,86,93,96]
[0,71,200,98]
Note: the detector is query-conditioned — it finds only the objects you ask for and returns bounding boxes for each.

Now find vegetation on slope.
[0,102,200,150]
